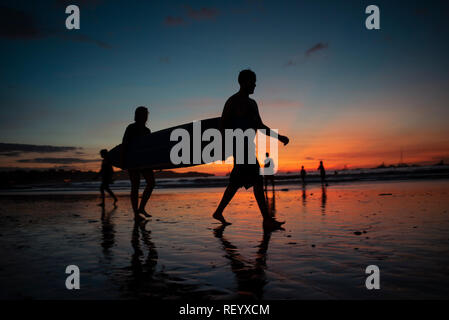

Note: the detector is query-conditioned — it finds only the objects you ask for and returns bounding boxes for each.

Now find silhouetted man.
[318,160,327,185]
[97,149,118,207]
[212,69,289,229]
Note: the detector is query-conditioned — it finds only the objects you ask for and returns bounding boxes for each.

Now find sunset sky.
[1,0,448,175]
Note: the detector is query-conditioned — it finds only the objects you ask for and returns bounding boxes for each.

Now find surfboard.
[108,117,230,170]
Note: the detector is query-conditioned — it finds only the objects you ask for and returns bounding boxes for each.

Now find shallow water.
[0,180,448,299]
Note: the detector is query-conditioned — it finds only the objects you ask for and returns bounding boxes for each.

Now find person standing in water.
[317,160,327,185]
[263,152,275,196]
[121,106,155,220]
[212,69,289,230]
[98,149,118,207]
[300,165,306,185]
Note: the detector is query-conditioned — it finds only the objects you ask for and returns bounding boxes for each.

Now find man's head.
[100,149,108,159]
[238,69,256,94]
[266,152,269,157]
[134,106,148,124]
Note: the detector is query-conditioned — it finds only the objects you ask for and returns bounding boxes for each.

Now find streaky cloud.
[0,143,80,157]
[17,157,99,164]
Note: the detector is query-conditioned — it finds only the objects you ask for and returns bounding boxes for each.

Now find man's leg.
[253,181,270,220]
[139,169,155,216]
[254,180,285,229]
[212,183,239,225]
[128,170,140,217]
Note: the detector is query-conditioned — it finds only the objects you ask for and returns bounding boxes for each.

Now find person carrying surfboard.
[212,69,289,230]
[121,106,155,220]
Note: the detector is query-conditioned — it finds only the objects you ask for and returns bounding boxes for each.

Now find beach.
[1,179,449,300]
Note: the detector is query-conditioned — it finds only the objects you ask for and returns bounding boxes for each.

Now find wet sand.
[1,180,448,299]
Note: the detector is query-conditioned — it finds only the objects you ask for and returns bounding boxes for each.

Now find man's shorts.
[229,163,263,189]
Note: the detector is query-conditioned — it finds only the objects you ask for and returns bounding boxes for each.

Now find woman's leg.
[105,185,118,206]
[128,169,140,216]
[139,169,155,213]
[99,183,106,206]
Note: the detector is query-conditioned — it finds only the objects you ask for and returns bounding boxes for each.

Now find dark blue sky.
[1,0,448,171]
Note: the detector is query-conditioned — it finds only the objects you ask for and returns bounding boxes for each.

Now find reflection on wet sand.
[301,184,307,207]
[266,188,276,217]
[321,185,327,214]
[107,219,204,299]
[213,225,272,299]
[101,206,116,255]
[2,180,449,299]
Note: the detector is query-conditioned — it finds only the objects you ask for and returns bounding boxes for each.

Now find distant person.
[212,69,289,230]
[121,106,155,220]
[318,160,327,185]
[300,165,306,185]
[263,152,275,195]
[97,149,118,207]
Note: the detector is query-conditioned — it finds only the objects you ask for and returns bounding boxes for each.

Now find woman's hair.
[134,106,148,121]
[100,149,108,157]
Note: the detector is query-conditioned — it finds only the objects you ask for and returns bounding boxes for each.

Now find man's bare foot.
[263,218,285,231]
[213,212,232,225]
[138,209,152,218]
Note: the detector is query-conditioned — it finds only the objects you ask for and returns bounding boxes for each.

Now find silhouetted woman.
[121,106,155,220]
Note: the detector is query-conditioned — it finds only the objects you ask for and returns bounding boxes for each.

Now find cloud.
[0,5,111,48]
[305,42,328,57]
[285,60,297,67]
[0,143,80,157]
[17,157,99,164]
[159,56,171,64]
[164,16,187,26]
[0,152,22,157]
[185,5,219,21]
[284,42,329,67]
[164,6,219,27]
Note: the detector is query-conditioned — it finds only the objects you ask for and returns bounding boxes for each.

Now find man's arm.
[220,99,232,132]
[252,101,289,145]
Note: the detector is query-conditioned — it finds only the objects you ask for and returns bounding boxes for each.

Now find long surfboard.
[109,117,230,170]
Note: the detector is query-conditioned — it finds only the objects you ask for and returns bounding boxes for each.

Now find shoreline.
[1,172,449,196]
